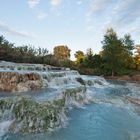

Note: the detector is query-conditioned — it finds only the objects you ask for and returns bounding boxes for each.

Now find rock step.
[0,72,43,92]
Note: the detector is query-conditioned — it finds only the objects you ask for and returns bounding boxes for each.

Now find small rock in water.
[75,77,85,85]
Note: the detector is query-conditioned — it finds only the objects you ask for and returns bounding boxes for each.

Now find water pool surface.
[2,81,140,140]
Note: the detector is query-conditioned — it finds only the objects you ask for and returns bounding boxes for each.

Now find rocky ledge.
[0,72,43,92]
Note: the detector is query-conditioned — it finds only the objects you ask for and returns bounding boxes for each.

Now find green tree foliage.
[53,45,71,60]
[101,28,135,76]
[37,47,48,64]
[86,48,93,58]
[74,50,85,65]
[92,54,103,69]
[87,54,103,75]
[121,34,135,69]
[0,35,49,64]
[53,45,71,67]
[102,29,125,76]
[122,34,134,54]
[0,32,137,76]
[135,45,140,70]
[0,36,14,61]
[83,48,94,68]
[0,35,72,68]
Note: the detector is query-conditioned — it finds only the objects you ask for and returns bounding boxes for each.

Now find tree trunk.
[111,69,114,77]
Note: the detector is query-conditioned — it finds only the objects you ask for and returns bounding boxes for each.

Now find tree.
[37,47,48,64]
[0,35,50,64]
[135,45,140,70]
[86,48,93,59]
[83,48,94,68]
[90,54,103,75]
[0,35,14,61]
[101,28,124,76]
[122,34,134,54]
[92,54,102,68]
[121,34,135,69]
[74,50,85,65]
[53,45,71,60]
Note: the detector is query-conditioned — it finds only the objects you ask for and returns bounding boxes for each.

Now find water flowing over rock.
[0,86,87,134]
[0,97,67,133]
[125,96,140,106]
[0,61,73,92]
[0,61,112,136]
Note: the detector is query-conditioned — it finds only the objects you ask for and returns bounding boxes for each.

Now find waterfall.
[0,61,110,136]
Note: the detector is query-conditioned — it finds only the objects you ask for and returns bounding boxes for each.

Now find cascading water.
[0,61,140,140]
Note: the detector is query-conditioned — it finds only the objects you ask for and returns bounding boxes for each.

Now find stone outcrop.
[0,72,43,92]
[75,77,85,85]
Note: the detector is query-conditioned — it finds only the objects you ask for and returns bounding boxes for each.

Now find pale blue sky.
[0,0,140,59]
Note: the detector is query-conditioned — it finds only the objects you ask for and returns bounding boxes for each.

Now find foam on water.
[0,62,140,140]
[0,120,13,139]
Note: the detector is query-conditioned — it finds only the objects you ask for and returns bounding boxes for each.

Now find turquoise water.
[2,81,140,140]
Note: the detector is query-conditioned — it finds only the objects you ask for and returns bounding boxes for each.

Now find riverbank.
[105,74,140,83]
